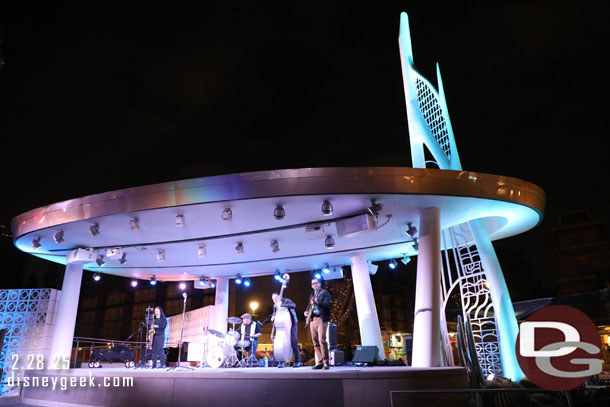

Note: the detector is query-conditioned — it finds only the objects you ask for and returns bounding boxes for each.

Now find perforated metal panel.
[0,288,60,394]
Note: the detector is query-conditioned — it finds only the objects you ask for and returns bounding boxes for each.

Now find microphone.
[182,293,187,300]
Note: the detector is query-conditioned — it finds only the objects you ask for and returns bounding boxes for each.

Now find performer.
[236,313,262,363]
[271,292,300,368]
[304,278,332,369]
[151,306,167,368]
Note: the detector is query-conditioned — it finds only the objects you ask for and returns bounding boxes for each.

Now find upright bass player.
[271,292,300,368]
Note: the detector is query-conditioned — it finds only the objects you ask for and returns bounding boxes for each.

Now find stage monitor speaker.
[330,349,344,366]
[352,345,378,365]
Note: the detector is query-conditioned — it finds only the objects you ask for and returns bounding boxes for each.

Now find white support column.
[469,219,524,382]
[350,252,385,360]
[213,277,229,335]
[412,207,441,367]
[49,262,83,369]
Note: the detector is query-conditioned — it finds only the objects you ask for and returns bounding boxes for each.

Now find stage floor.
[10,365,468,407]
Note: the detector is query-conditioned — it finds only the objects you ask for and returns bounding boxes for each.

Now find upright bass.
[271,273,293,362]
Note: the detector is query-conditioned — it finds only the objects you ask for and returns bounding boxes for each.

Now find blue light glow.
[389,259,398,269]
[243,278,251,287]
[314,272,322,280]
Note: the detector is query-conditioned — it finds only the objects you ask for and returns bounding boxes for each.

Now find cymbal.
[226,316,242,324]
[208,329,225,338]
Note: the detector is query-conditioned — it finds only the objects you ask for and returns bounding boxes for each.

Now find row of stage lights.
[32,200,336,249]
[92,273,217,289]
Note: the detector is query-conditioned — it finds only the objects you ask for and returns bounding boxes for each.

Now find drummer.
[235,313,262,362]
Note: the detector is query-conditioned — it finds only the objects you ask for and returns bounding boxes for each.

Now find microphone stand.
[167,293,193,371]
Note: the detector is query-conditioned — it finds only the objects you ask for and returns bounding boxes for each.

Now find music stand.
[167,293,193,371]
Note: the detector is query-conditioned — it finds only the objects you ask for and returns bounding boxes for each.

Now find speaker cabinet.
[327,323,338,350]
[352,345,378,365]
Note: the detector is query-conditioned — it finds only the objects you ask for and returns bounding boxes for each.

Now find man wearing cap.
[236,313,262,365]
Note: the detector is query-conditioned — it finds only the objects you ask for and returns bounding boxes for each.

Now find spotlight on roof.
[119,252,128,265]
[401,254,411,265]
[270,240,280,254]
[406,222,418,238]
[321,200,333,216]
[31,236,42,249]
[389,259,398,269]
[149,276,157,286]
[243,278,251,287]
[210,280,216,288]
[274,270,283,282]
[314,271,322,280]
[179,281,186,290]
[198,277,207,287]
[235,242,244,255]
[274,205,285,220]
[156,249,165,263]
[53,230,64,244]
[175,213,185,227]
[235,274,242,285]
[412,238,419,251]
[129,217,140,231]
[367,261,379,275]
[95,255,106,267]
[324,235,335,249]
[322,263,331,274]
[221,208,232,221]
[131,279,138,287]
[197,244,206,258]
[93,272,101,282]
[89,223,100,237]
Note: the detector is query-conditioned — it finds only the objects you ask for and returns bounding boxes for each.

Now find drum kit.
[202,316,256,368]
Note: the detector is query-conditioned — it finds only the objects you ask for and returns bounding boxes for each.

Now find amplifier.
[330,349,344,366]
[352,345,379,366]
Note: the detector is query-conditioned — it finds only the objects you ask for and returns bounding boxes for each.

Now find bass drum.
[206,346,228,369]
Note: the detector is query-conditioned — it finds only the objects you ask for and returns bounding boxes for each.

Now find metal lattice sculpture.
[399,11,522,380]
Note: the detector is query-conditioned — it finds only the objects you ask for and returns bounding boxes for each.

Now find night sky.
[1,2,608,296]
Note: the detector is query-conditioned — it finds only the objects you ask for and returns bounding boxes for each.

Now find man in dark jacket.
[272,293,300,368]
[151,306,167,368]
[304,278,332,369]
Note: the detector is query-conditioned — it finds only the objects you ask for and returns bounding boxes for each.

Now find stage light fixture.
[406,222,418,238]
[274,270,282,282]
[324,235,335,249]
[270,240,280,253]
[175,213,185,227]
[367,261,379,275]
[235,274,242,284]
[149,276,157,286]
[179,281,186,290]
[389,259,398,269]
[89,223,100,237]
[119,252,128,265]
[235,242,244,255]
[95,255,105,267]
[322,263,331,273]
[321,200,333,216]
[210,280,216,288]
[221,208,232,221]
[243,278,251,287]
[401,254,411,265]
[198,277,207,287]
[129,217,140,231]
[31,236,42,249]
[197,244,206,258]
[367,200,384,216]
[314,271,322,280]
[412,238,419,251]
[53,230,64,244]
[93,272,101,282]
[131,279,138,287]
[274,205,285,220]
[156,249,165,263]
